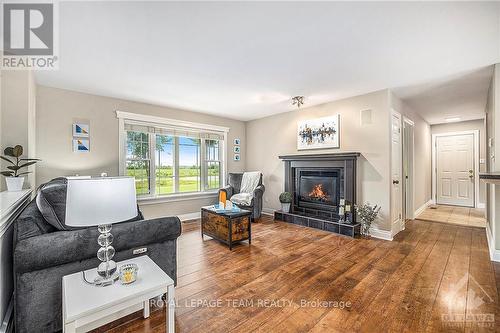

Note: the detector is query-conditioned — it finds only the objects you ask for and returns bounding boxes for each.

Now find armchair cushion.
[14,216,181,274]
[227,173,243,194]
[230,193,254,206]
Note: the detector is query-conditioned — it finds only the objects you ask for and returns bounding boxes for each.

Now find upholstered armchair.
[219,172,265,220]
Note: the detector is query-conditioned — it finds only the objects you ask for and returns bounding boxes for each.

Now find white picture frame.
[297,114,340,150]
[233,138,240,145]
[234,154,241,161]
[234,146,241,153]
[73,138,90,152]
[73,123,90,137]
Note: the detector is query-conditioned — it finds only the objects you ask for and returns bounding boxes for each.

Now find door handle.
[393,180,400,185]
[469,169,474,179]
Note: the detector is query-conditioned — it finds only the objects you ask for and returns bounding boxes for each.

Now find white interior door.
[403,119,414,221]
[391,112,403,234]
[436,134,474,207]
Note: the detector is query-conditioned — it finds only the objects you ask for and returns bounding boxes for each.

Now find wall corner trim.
[486,222,500,262]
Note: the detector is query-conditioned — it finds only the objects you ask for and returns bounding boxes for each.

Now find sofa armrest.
[14,216,181,274]
[219,185,233,199]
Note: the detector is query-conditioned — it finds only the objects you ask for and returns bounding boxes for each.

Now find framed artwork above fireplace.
[297,114,340,150]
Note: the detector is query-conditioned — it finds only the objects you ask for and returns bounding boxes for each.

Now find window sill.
[137,191,219,205]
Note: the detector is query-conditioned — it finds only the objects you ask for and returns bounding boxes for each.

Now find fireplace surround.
[275,153,360,237]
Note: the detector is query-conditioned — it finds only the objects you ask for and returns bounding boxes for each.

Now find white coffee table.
[62,255,174,333]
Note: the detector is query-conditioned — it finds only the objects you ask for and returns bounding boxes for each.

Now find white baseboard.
[178,212,201,222]
[477,202,486,209]
[261,207,275,216]
[0,295,13,333]
[414,199,433,218]
[486,223,500,262]
[369,227,393,241]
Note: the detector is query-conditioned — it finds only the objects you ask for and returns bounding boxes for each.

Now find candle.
[340,199,345,205]
[345,204,351,212]
[339,206,345,215]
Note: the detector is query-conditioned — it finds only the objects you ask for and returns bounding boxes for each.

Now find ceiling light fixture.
[445,117,461,122]
[291,96,305,108]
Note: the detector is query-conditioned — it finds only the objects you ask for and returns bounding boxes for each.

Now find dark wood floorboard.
[91,216,499,332]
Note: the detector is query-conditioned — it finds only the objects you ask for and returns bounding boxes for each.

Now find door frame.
[391,110,403,235]
[431,130,479,208]
[402,117,415,221]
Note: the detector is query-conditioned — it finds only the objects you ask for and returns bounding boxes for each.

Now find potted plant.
[279,192,292,212]
[1,145,40,191]
[354,203,381,237]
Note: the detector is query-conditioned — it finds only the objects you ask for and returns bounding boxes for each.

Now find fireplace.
[275,153,360,237]
[297,170,341,212]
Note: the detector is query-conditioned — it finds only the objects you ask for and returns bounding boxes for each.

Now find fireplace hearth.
[275,153,360,237]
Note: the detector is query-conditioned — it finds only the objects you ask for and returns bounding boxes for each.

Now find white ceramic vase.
[281,202,291,213]
[5,176,24,191]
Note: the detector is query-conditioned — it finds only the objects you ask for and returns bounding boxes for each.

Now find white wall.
[1,71,37,191]
[246,89,392,231]
[36,86,247,218]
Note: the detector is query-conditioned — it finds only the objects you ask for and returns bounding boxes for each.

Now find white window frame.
[117,111,229,202]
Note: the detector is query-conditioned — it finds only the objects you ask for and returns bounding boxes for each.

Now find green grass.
[127,166,220,195]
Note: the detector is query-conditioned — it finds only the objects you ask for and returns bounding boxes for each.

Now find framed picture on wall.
[73,138,90,152]
[297,114,340,150]
[234,146,241,153]
[234,138,241,145]
[234,154,240,161]
[73,123,89,137]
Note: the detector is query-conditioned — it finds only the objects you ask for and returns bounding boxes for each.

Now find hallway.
[418,204,486,228]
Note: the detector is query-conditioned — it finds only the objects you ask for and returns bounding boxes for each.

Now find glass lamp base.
[94,271,119,287]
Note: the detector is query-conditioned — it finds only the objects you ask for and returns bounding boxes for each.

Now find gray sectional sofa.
[12,178,181,332]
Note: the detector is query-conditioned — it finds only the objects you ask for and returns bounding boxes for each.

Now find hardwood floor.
[95,215,500,332]
[418,205,486,228]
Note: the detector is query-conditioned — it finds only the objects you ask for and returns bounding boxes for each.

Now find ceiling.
[393,66,493,124]
[36,1,500,121]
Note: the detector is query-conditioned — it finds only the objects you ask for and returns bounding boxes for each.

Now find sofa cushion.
[36,177,144,231]
[36,178,77,231]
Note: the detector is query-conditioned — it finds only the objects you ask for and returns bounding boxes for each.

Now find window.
[119,112,227,199]
[126,131,151,195]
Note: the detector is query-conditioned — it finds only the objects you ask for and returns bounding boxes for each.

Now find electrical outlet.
[133,247,147,255]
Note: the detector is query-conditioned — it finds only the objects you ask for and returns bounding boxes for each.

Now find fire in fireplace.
[308,183,330,202]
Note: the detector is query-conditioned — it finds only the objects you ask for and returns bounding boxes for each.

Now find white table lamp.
[65,177,138,286]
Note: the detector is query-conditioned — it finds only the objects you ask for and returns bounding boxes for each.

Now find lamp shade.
[65,177,138,227]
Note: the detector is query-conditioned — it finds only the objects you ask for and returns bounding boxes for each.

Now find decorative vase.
[360,220,371,237]
[281,202,291,213]
[5,176,24,191]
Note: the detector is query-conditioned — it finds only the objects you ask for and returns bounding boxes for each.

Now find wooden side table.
[201,206,252,250]
[63,256,175,333]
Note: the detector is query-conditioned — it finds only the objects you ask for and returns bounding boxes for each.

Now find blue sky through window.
[156,136,200,167]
